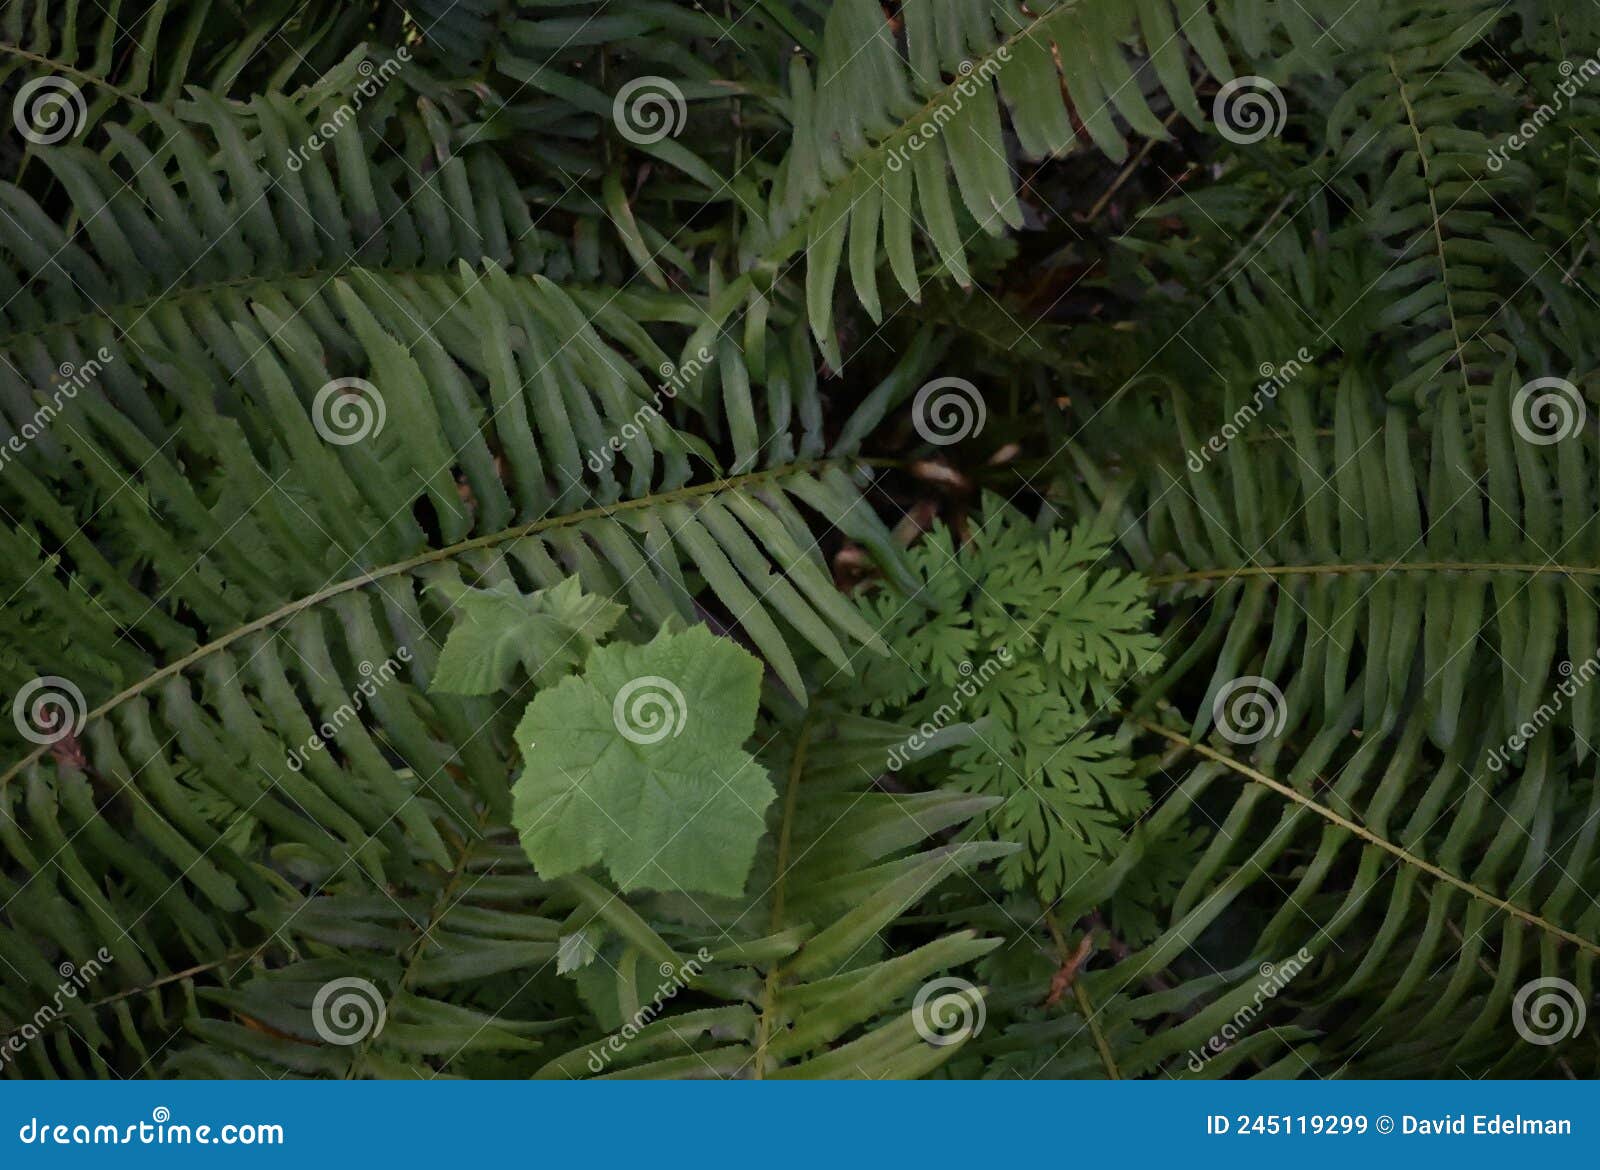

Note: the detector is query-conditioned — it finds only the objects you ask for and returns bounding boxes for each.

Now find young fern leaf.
[1318,0,1525,410]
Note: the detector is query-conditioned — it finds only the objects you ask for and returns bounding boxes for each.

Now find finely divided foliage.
[0,0,1597,1081]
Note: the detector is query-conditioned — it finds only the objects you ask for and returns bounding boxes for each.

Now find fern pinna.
[0,0,1597,1080]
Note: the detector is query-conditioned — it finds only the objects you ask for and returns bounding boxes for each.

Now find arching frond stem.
[0,460,847,789]
[1134,717,1600,958]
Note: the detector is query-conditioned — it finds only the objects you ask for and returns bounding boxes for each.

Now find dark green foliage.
[2,0,1599,1083]
[852,502,1162,897]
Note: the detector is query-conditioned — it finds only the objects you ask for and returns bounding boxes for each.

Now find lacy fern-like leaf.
[853,501,1162,898]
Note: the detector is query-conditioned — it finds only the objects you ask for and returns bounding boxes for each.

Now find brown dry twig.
[1044,931,1094,1008]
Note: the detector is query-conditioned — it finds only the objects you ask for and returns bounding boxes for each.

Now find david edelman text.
[1399,1114,1571,1135]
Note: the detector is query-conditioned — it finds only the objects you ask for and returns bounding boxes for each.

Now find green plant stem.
[1134,716,1600,958]
[1148,560,1600,585]
[1040,902,1120,1079]
[752,715,813,1080]
[0,461,838,790]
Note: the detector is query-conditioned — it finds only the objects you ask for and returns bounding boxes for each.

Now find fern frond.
[1038,372,1600,1076]
[533,713,1015,1079]
[769,0,1254,364]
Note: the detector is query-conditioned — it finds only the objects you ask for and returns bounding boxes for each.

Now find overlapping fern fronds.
[4,0,1600,1083]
